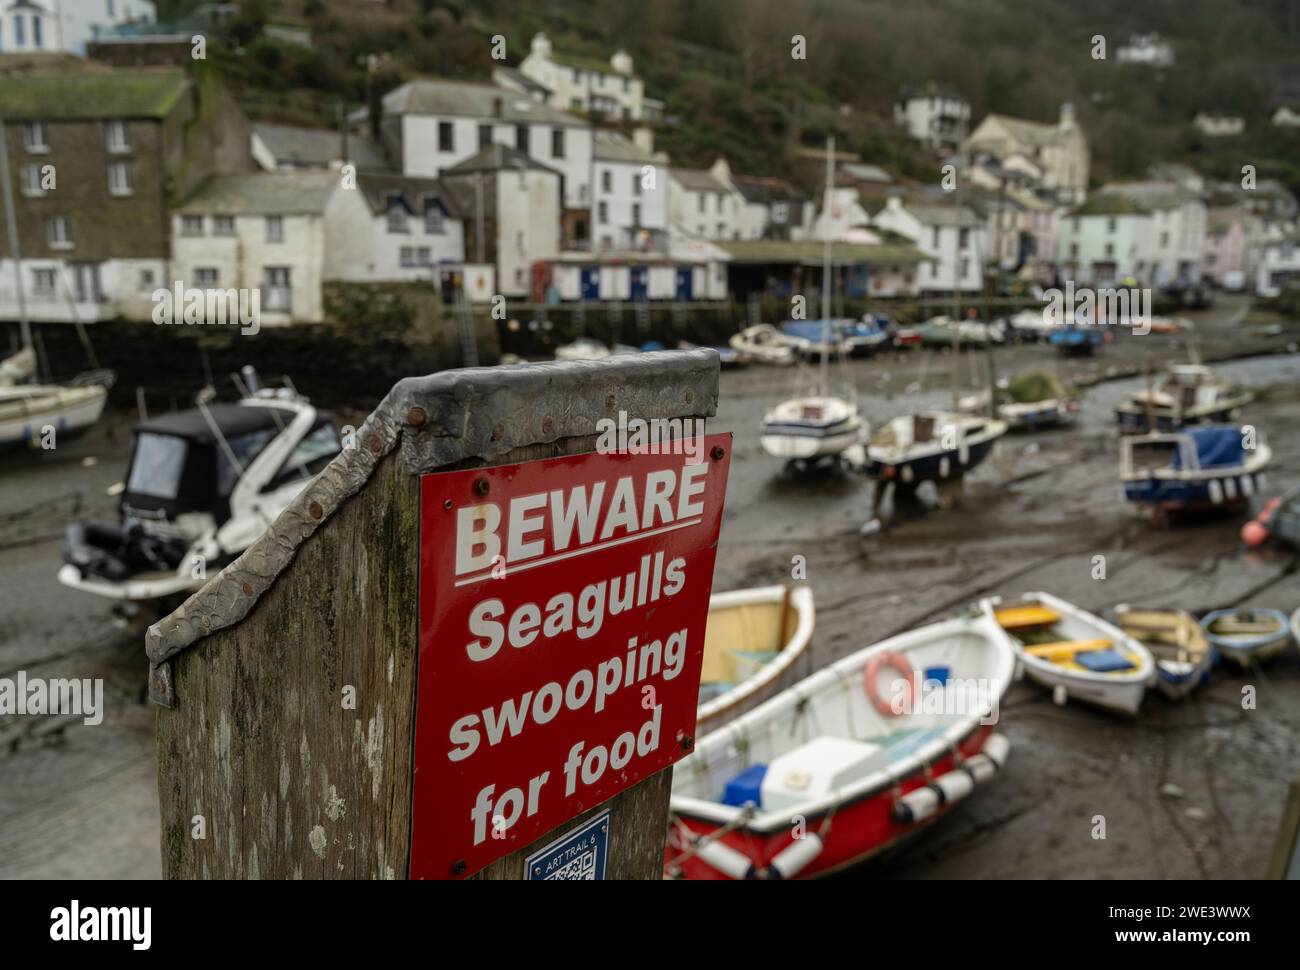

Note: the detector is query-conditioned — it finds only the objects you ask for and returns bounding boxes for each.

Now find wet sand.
[2,294,1298,878]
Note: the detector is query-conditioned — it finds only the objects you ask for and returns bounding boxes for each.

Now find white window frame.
[181,215,204,237]
[105,120,130,153]
[24,121,49,153]
[20,163,45,197]
[47,216,73,250]
[108,160,133,196]
[194,267,220,287]
[266,215,284,243]
[212,215,236,237]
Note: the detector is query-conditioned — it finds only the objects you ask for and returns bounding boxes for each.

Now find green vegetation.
[163,0,1300,195]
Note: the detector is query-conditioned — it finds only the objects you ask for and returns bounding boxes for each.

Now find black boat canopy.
[133,404,286,444]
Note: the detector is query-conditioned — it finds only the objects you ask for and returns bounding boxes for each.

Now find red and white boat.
[665,612,1014,879]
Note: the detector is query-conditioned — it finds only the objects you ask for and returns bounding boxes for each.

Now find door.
[675,267,693,301]
[580,266,600,301]
[630,266,648,301]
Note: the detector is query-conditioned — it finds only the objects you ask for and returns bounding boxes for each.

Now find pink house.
[1202,206,1250,283]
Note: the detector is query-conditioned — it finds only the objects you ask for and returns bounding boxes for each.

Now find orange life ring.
[864,650,914,716]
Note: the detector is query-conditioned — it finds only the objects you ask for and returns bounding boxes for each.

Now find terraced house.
[0,66,251,326]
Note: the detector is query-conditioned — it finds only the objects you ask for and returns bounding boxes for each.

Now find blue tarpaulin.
[1172,426,1245,470]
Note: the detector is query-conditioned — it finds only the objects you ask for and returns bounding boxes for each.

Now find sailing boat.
[0,121,112,449]
[759,136,865,467]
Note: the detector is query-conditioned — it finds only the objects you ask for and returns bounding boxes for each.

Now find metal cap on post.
[146,350,724,880]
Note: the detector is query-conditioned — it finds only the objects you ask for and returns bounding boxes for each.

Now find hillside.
[163,0,1300,195]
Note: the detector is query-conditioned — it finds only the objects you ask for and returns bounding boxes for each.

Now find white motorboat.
[760,392,865,461]
[554,337,612,361]
[58,369,341,624]
[729,324,799,366]
[981,591,1155,715]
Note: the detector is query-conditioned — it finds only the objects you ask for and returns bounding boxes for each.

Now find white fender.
[1209,479,1223,505]
[933,768,974,804]
[897,784,942,823]
[1242,475,1255,497]
[901,464,914,483]
[769,833,824,879]
[1224,477,1237,501]
[694,837,756,880]
[982,732,1010,768]
[939,457,950,478]
[1053,683,1068,706]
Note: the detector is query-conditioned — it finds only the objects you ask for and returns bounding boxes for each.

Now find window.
[23,122,48,153]
[107,161,133,196]
[195,267,219,286]
[573,69,581,83]
[1107,218,1117,234]
[139,268,155,289]
[180,215,204,236]
[217,428,278,496]
[127,433,188,500]
[105,120,130,153]
[1104,243,1114,258]
[32,268,56,298]
[772,202,788,223]
[263,267,292,312]
[1159,231,1170,247]
[601,170,612,193]
[14,12,25,46]
[386,197,408,234]
[958,228,970,248]
[438,122,454,152]
[696,195,704,214]
[1070,243,1079,258]
[632,203,641,226]
[263,421,341,493]
[597,201,608,224]
[478,124,492,150]
[47,216,73,249]
[266,216,284,243]
[213,215,235,236]
[423,199,444,234]
[632,172,641,197]
[551,128,565,158]
[515,125,530,153]
[931,227,940,248]
[960,257,969,278]
[20,164,44,197]
[417,246,431,265]
[107,0,115,16]
[32,13,42,48]
[716,222,724,236]
[715,194,722,212]
[400,246,417,268]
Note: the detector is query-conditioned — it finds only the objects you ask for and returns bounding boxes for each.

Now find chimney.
[632,126,654,153]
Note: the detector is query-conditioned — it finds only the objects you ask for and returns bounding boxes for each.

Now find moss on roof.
[0,69,188,120]
[1071,194,1150,217]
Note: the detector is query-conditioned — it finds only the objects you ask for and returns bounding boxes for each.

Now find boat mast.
[0,119,33,352]
[819,135,834,397]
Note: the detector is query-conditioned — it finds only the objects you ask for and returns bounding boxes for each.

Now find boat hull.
[1122,468,1265,511]
[0,385,107,448]
[761,420,863,460]
[865,433,998,484]
[1201,608,1294,668]
[1115,401,1247,435]
[667,725,1002,880]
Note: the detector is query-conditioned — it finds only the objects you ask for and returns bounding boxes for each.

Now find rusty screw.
[308,501,323,520]
[406,406,426,428]
[367,433,383,455]
[241,582,254,597]
[541,416,555,436]
[451,859,467,876]
[680,735,695,752]
[711,446,725,461]
[474,477,490,496]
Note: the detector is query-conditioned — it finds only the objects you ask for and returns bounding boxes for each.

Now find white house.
[1103,180,1206,285]
[1272,106,1300,129]
[591,129,669,253]
[517,32,661,123]
[1255,222,1300,296]
[963,104,1089,204]
[872,196,984,293]
[1193,112,1245,137]
[325,173,467,285]
[439,145,561,299]
[669,161,741,241]
[374,79,593,216]
[894,86,970,153]
[808,187,879,244]
[728,173,813,241]
[0,0,156,55]
[171,171,350,325]
[1056,194,1152,285]
[1116,33,1175,67]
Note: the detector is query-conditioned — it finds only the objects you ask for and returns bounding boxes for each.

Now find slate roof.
[671,168,731,194]
[253,122,389,172]
[593,131,665,164]
[356,173,464,218]
[176,172,340,215]
[444,144,562,176]
[380,79,584,126]
[731,174,808,204]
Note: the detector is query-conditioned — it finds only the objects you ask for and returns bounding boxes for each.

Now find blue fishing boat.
[838,316,890,356]
[780,319,851,359]
[1120,426,1271,515]
[1049,324,1104,356]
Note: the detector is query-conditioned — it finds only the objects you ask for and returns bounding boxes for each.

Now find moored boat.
[1120,426,1270,517]
[698,585,815,731]
[1240,484,1300,548]
[1115,364,1252,434]
[760,393,865,462]
[666,612,1014,880]
[960,370,1081,432]
[1049,324,1104,355]
[554,337,612,361]
[1200,607,1293,667]
[864,411,1006,486]
[981,591,1155,714]
[729,324,799,366]
[1112,606,1212,700]
[0,348,113,449]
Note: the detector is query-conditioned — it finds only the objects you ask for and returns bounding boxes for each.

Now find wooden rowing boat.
[1112,606,1212,700]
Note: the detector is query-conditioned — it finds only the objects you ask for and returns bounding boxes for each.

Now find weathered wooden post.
[146,350,727,879]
